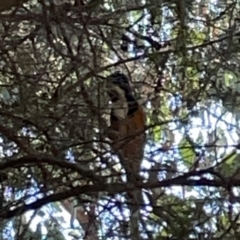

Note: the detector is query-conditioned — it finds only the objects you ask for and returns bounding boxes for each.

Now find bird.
[106,72,146,222]
[106,72,146,180]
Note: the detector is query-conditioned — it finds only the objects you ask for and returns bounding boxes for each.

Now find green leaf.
[224,70,240,92]
[152,125,162,141]
[218,151,240,177]
[189,29,206,44]
[179,138,195,166]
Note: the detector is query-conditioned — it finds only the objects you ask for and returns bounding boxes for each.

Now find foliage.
[0,0,240,239]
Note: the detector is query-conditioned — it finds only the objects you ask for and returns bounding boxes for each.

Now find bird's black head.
[106,72,138,117]
[107,72,131,90]
[106,72,133,101]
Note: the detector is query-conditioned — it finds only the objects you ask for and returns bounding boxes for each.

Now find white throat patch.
[110,85,128,120]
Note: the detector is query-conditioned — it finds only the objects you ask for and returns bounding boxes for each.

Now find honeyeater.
[106,72,146,215]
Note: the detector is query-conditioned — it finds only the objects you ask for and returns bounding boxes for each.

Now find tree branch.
[0,155,103,182]
[0,176,239,219]
[0,0,28,12]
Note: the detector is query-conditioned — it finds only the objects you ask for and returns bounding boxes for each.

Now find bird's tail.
[126,188,142,240]
[124,170,144,240]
